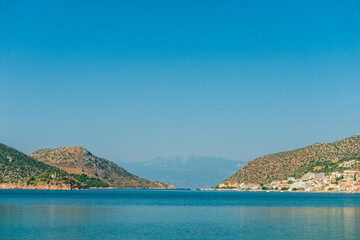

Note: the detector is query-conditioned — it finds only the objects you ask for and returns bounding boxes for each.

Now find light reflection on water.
[0,190,359,240]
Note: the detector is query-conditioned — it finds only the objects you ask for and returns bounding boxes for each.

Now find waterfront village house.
[278,184,289,189]
[238,183,260,190]
[292,181,311,191]
[340,160,357,167]
[344,170,358,179]
[301,172,325,181]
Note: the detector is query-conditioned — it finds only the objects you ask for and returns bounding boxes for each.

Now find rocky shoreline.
[0,182,72,190]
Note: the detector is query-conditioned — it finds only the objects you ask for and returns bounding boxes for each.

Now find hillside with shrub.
[220,134,360,187]
[0,143,76,189]
[0,143,110,189]
[30,146,175,189]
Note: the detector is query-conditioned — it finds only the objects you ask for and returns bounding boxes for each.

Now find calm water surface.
[0,190,359,240]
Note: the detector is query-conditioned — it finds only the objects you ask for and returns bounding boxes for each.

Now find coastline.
[206,188,360,194]
[0,185,177,191]
[0,182,72,190]
[1,187,360,194]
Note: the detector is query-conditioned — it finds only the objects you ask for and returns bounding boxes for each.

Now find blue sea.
[0,190,359,240]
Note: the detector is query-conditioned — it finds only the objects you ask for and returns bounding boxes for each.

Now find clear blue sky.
[1,0,359,162]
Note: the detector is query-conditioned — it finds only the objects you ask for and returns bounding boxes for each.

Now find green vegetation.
[281,187,289,190]
[336,176,344,181]
[71,174,109,187]
[0,143,60,181]
[217,186,237,189]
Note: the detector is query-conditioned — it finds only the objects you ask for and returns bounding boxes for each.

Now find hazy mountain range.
[119,155,246,188]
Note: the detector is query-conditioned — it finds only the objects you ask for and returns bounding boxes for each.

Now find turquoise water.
[0,190,359,240]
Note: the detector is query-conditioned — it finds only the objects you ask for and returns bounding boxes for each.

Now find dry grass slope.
[30,146,175,189]
[221,134,360,186]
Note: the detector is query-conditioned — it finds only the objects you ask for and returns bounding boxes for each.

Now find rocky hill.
[30,146,175,189]
[220,134,360,187]
[0,143,80,189]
